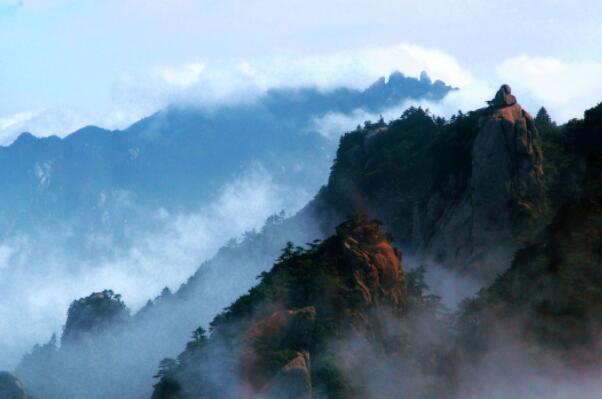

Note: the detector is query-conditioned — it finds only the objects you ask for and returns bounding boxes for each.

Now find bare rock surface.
[424,85,544,279]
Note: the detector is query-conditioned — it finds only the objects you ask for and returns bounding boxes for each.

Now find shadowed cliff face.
[61,290,130,345]
[424,85,545,279]
[460,101,602,358]
[311,86,547,283]
[0,372,28,399]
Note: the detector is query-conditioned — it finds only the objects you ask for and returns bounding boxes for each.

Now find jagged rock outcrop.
[422,85,545,279]
[262,352,312,399]
[310,86,547,282]
[151,217,411,399]
[240,307,316,394]
[246,307,317,350]
[459,101,602,359]
[338,218,406,307]
[61,289,130,345]
[0,372,28,399]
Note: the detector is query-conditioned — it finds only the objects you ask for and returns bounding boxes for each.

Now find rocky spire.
[487,84,517,107]
[424,85,545,280]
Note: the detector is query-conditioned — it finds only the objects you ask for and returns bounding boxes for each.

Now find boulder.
[262,352,311,399]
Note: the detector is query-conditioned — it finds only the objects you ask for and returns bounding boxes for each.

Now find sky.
[1,0,602,143]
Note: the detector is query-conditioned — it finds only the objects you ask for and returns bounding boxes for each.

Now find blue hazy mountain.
[0,72,451,241]
[0,71,452,373]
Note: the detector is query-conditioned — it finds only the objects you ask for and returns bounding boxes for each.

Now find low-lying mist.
[0,164,311,370]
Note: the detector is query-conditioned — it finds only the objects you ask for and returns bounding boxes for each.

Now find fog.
[0,164,311,370]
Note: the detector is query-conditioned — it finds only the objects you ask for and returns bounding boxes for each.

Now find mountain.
[307,84,552,281]
[148,101,602,398]
[0,372,28,399]
[14,85,596,399]
[0,71,453,371]
[0,72,451,241]
[458,100,602,358]
[150,216,427,399]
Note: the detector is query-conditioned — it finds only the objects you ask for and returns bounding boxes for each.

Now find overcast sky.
[1,0,602,143]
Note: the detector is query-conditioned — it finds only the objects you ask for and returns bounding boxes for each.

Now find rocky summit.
[151,216,411,399]
[423,84,545,278]
[309,85,548,282]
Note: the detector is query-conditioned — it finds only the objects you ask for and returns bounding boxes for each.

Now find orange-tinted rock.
[424,85,545,280]
[337,217,407,308]
[239,307,316,395]
[246,307,316,346]
[487,84,517,107]
[262,352,311,399]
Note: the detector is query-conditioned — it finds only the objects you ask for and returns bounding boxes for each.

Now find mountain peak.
[12,132,37,146]
[487,84,517,108]
[419,70,432,84]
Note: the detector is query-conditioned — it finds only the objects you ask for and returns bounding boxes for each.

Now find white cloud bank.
[498,55,602,122]
[312,82,495,140]
[312,53,602,140]
[4,43,601,147]
[0,165,311,369]
[0,43,472,145]
[114,43,474,112]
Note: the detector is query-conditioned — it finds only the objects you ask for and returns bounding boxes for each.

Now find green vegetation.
[152,218,447,398]
[459,102,602,356]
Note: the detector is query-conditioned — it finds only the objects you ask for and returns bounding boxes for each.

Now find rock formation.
[262,352,312,399]
[338,217,406,307]
[423,85,544,279]
[61,289,130,345]
[461,100,602,360]
[240,307,316,395]
[0,372,28,399]
[151,217,410,399]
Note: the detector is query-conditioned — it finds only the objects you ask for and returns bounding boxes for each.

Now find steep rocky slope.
[14,86,591,399]
[310,85,549,281]
[149,101,602,399]
[1,71,453,373]
[459,101,602,357]
[151,217,446,399]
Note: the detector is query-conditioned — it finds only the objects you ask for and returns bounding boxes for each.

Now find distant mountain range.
[0,71,451,242]
[0,71,453,373]
[13,84,602,399]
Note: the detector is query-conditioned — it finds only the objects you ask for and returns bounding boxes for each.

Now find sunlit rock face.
[151,216,410,399]
[338,217,407,308]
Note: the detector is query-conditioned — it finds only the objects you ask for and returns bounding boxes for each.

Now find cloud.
[155,62,206,89]
[497,55,602,122]
[312,81,494,140]
[0,42,474,145]
[110,43,475,127]
[125,43,473,103]
[0,106,154,146]
[0,164,311,369]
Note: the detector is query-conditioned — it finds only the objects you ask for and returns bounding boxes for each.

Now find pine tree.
[535,107,554,128]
